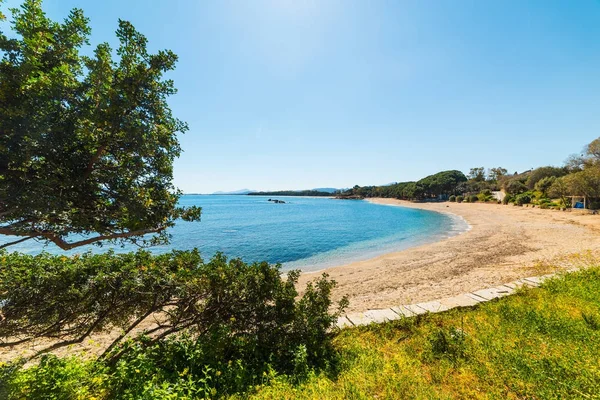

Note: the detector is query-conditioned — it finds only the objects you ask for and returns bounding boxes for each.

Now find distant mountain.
[212,189,255,195]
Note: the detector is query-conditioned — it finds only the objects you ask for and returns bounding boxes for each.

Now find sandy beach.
[298,198,600,313]
[4,198,600,362]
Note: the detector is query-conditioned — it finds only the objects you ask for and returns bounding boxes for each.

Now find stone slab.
[472,286,513,301]
[414,300,450,313]
[439,294,481,308]
[390,305,414,317]
[363,309,402,323]
[404,304,429,315]
[502,282,519,289]
[345,313,375,326]
[464,292,488,303]
[492,285,515,297]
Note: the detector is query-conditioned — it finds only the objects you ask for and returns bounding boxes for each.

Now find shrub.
[468,195,478,203]
[449,195,456,202]
[456,196,464,203]
[0,250,347,398]
[477,192,494,202]
[504,179,528,195]
[502,195,513,205]
[515,193,532,206]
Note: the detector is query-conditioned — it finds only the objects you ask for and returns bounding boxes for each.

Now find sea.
[0,195,469,271]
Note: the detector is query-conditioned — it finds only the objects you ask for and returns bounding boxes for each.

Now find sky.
[3,0,600,193]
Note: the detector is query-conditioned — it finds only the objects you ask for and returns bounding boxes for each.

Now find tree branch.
[40,228,165,250]
[98,307,157,361]
[0,235,34,249]
[0,226,165,250]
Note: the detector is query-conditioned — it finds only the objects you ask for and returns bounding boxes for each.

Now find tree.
[0,1,200,250]
[525,166,566,189]
[548,177,571,208]
[565,166,600,201]
[585,137,600,161]
[534,176,556,196]
[468,167,486,182]
[417,170,467,197]
[504,179,527,195]
[488,167,507,182]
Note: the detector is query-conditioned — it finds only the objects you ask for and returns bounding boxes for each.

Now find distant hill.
[248,190,333,197]
[212,189,255,195]
[311,187,343,193]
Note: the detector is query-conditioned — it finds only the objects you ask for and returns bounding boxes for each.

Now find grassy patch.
[242,268,600,399]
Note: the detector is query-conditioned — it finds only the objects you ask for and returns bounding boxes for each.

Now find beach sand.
[297,198,600,313]
[4,199,600,361]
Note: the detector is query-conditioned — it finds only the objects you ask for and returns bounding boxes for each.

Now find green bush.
[502,195,513,205]
[515,193,532,206]
[0,250,347,398]
[468,195,478,203]
[449,195,456,202]
[456,196,464,203]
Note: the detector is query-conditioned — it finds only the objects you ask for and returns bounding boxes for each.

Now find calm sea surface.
[1,196,468,271]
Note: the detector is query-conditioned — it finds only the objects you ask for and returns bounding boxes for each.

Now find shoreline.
[287,203,471,275]
[297,198,600,313]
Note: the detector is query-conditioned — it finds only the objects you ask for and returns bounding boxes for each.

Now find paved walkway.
[337,272,565,328]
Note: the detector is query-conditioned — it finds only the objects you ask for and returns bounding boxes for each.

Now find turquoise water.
[0,196,468,271]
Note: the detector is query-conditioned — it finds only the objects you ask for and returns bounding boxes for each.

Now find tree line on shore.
[339,137,600,209]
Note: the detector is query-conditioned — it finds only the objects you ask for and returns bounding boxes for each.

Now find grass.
[237,267,600,399]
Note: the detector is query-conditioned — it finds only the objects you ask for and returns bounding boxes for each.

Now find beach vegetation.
[0,249,347,398]
[449,195,456,202]
[526,166,567,190]
[476,189,494,202]
[467,167,486,182]
[3,266,600,399]
[456,195,464,203]
[514,193,532,206]
[487,167,508,182]
[504,178,528,195]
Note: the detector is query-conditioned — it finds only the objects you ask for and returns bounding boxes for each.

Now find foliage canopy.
[0,0,200,250]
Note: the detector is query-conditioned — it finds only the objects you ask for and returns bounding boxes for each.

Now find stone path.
[337,272,562,328]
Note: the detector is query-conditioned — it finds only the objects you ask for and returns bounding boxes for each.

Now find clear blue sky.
[4,0,600,193]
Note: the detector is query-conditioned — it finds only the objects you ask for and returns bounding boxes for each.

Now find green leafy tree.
[417,170,467,198]
[488,167,507,182]
[534,176,556,197]
[504,179,527,195]
[548,177,571,208]
[0,0,200,250]
[468,167,486,182]
[525,166,566,189]
[585,137,600,161]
